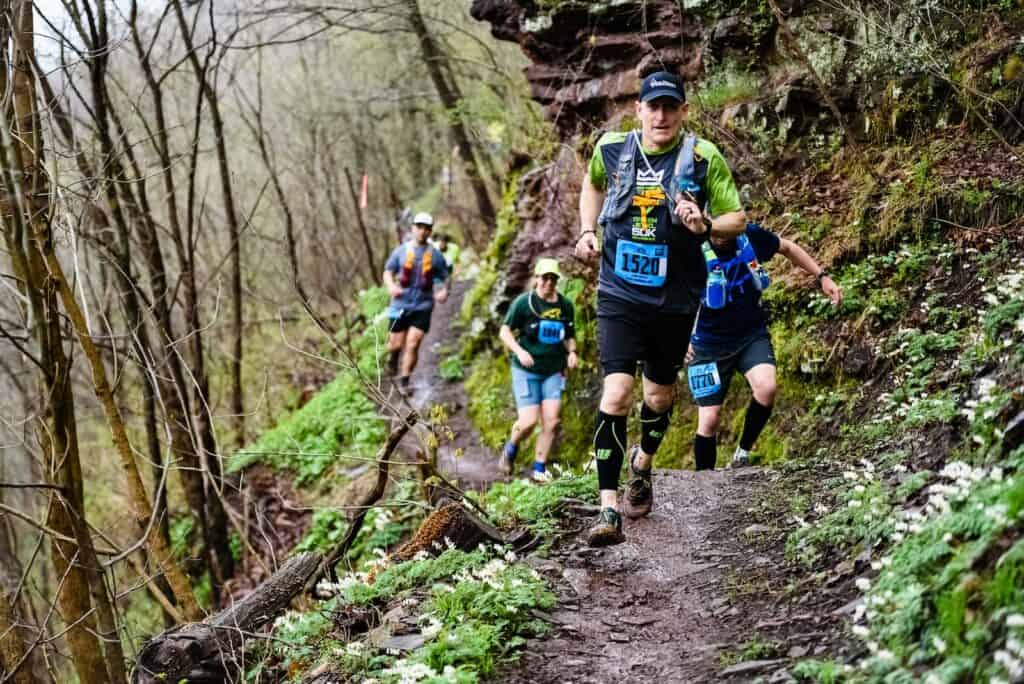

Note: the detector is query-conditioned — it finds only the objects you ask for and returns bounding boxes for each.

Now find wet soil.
[402,279,504,490]
[399,280,856,683]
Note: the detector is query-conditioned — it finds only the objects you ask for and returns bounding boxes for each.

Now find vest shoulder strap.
[673,133,700,194]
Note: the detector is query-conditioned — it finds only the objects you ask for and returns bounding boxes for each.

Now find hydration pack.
[525,294,569,345]
[700,229,770,310]
[399,244,433,289]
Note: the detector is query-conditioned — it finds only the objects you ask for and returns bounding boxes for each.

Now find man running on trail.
[575,70,747,547]
[686,223,842,468]
[498,258,578,481]
[434,233,461,280]
[383,212,449,391]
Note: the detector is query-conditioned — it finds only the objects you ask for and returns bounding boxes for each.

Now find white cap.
[412,212,433,227]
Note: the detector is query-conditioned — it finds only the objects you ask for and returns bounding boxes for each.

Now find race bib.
[687,362,722,399]
[537,320,565,345]
[614,241,668,287]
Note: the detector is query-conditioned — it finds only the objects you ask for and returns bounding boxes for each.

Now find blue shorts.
[510,366,566,409]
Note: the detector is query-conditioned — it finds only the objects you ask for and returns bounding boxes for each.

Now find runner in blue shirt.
[685,223,842,469]
[382,213,449,392]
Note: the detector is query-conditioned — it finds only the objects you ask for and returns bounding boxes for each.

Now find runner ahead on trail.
[686,223,842,468]
[383,212,449,391]
[575,70,748,547]
[433,233,461,280]
[498,258,578,481]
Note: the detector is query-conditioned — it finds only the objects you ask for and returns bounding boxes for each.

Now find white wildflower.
[852,624,870,638]
[855,577,871,592]
[933,636,946,653]
[1007,614,1024,628]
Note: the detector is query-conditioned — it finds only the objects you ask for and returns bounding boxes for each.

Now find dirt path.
[403,278,504,490]
[401,279,849,683]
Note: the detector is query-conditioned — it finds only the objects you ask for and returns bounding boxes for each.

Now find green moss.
[464,353,515,451]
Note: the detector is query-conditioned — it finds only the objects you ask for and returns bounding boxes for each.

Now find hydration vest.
[525,293,569,345]
[700,229,770,310]
[399,244,433,289]
[598,131,706,226]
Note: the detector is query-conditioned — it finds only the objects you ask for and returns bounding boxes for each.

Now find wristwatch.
[816,270,829,285]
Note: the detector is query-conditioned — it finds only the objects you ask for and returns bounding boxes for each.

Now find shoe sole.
[621,496,652,519]
[586,529,626,547]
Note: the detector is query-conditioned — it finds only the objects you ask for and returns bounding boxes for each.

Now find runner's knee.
[751,381,776,406]
[697,406,721,435]
[599,375,633,414]
[642,388,673,414]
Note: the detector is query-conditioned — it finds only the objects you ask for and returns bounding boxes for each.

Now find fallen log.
[132,551,319,683]
[133,412,417,682]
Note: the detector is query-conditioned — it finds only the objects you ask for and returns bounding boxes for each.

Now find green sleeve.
[504,295,526,332]
[697,140,743,217]
[587,131,628,191]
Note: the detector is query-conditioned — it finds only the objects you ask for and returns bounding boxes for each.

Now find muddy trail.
[396,280,854,683]
[400,278,504,490]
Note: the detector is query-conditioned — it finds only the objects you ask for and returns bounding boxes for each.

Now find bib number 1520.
[613,241,668,287]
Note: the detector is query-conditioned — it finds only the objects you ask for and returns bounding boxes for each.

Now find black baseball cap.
[640,71,686,103]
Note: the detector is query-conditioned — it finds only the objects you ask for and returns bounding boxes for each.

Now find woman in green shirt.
[498,258,578,480]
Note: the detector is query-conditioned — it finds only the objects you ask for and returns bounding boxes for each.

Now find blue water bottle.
[705,268,727,309]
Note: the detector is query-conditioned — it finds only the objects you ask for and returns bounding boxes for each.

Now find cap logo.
[649,79,677,89]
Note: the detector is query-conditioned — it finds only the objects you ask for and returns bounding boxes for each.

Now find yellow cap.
[534,258,561,277]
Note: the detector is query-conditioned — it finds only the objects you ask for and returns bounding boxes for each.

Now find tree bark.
[405,0,496,231]
[171,0,246,449]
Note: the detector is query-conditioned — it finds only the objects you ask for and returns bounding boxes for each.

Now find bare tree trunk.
[171,0,246,449]
[343,166,380,281]
[405,0,496,231]
[0,589,33,684]
[1,4,128,681]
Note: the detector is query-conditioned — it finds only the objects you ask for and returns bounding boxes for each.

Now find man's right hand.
[388,284,404,298]
[516,349,535,368]
[575,231,599,260]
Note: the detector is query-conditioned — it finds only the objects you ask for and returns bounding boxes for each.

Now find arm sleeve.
[702,143,743,217]
[504,295,525,331]
[588,146,608,191]
[562,298,576,338]
[385,247,400,274]
[747,225,781,261]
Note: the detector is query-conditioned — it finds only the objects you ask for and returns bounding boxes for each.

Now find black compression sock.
[639,403,671,458]
[594,411,628,491]
[739,399,774,451]
[694,433,717,471]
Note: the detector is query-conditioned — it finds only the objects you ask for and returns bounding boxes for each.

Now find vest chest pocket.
[614,240,668,287]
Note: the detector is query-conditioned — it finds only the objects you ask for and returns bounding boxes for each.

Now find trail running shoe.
[500,442,517,475]
[731,446,751,468]
[621,445,653,519]
[586,507,625,547]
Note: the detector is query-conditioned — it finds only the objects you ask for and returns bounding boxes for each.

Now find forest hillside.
[2,1,1023,683]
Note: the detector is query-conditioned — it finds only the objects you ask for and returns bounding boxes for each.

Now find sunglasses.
[540,274,559,282]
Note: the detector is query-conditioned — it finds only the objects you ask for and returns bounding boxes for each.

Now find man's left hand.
[821,277,843,307]
[567,350,579,370]
[674,194,707,235]
[435,289,449,304]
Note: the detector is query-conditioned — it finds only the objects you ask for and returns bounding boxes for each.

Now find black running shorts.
[687,332,775,407]
[389,308,433,334]
[598,297,696,386]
